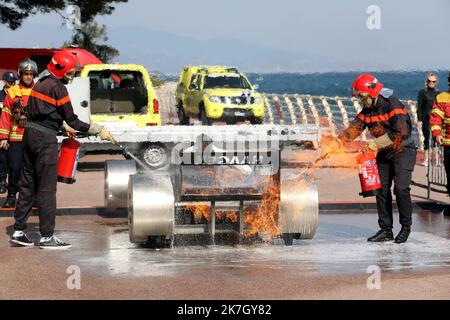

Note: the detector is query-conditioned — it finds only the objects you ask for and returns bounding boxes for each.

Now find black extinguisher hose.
[109,137,151,170]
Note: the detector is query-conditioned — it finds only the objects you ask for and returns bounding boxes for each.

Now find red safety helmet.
[47,51,78,79]
[352,73,383,98]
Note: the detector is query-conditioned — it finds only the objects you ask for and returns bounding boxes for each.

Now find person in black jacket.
[9,52,114,249]
[326,73,416,244]
[417,72,439,165]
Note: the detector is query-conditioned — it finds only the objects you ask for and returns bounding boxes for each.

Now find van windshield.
[203,75,252,89]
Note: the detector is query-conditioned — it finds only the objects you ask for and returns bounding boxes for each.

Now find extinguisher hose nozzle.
[110,135,151,170]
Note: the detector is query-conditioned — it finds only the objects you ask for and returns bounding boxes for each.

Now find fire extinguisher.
[356,151,382,197]
[57,134,81,184]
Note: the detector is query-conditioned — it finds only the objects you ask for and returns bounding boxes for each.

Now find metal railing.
[427,146,447,198]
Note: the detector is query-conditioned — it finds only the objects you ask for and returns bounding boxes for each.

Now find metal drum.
[104,160,137,212]
[279,169,319,240]
[128,174,175,243]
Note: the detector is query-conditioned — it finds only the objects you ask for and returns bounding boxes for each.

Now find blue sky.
[0,0,448,72]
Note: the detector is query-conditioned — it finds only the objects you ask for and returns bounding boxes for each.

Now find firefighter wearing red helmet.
[331,73,416,243]
[9,51,114,249]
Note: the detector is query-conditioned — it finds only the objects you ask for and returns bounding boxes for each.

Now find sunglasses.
[427,79,437,83]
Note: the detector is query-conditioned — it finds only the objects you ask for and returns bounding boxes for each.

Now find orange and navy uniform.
[430,91,450,146]
[27,74,90,133]
[340,94,414,149]
[0,84,33,142]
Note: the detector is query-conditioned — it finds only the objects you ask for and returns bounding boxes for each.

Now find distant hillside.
[105,26,393,73]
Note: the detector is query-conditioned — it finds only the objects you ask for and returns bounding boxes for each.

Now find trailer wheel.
[140,143,170,169]
[282,233,301,246]
[145,236,173,249]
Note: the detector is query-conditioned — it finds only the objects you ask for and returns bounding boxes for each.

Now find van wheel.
[177,102,190,125]
[251,118,264,125]
[200,105,213,125]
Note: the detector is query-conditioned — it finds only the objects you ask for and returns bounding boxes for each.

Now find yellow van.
[175,65,264,125]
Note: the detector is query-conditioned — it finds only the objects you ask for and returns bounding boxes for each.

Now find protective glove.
[99,128,115,143]
[62,121,76,136]
[366,133,393,152]
[87,122,103,136]
[87,123,115,143]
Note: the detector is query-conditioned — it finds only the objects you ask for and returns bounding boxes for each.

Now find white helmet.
[18,59,38,76]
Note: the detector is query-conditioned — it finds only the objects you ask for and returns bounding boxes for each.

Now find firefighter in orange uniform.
[430,72,450,195]
[0,60,37,208]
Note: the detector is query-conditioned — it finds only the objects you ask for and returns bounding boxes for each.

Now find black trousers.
[443,146,450,194]
[0,147,7,182]
[421,118,431,151]
[14,127,58,237]
[7,141,23,198]
[376,147,417,230]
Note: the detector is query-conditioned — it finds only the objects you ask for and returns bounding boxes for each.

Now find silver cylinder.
[128,174,175,243]
[278,170,319,239]
[104,160,137,212]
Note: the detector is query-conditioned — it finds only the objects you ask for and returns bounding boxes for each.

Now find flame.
[216,211,239,223]
[185,202,211,221]
[243,182,280,240]
[183,173,281,241]
[184,204,239,224]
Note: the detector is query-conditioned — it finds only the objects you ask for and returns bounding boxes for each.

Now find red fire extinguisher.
[57,135,81,184]
[356,151,382,197]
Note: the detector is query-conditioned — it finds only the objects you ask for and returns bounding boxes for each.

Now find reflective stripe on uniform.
[57,96,71,106]
[357,108,408,123]
[2,107,11,115]
[432,108,445,118]
[9,134,23,140]
[431,125,442,132]
[30,90,69,107]
[30,90,57,106]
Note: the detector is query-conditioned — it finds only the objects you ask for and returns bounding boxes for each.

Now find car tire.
[199,105,213,125]
[251,117,264,125]
[177,102,190,125]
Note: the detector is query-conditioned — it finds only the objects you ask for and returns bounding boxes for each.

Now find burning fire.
[184,182,281,240]
[186,202,210,222]
[243,183,280,240]
[185,203,239,223]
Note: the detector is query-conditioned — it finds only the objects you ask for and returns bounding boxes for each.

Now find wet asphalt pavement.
[1,210,449,299]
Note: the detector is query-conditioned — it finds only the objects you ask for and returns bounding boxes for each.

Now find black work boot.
[394,227,411,244]
[2,197,16,208]
[367,229,394,242]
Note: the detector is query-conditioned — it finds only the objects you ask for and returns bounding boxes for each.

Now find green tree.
[64,21,119,63]
[0,0,127,62]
